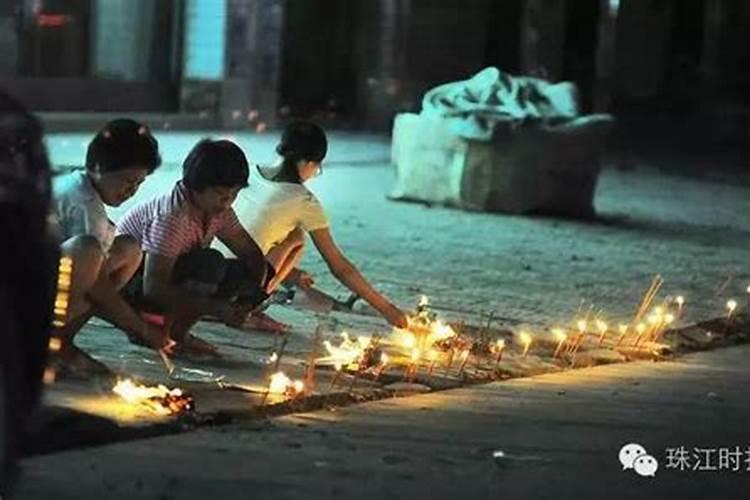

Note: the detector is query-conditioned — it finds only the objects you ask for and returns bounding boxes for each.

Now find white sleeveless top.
[233,165,329,254]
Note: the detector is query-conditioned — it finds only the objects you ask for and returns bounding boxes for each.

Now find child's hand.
[383,303,409,329]
[295,270,315,288]
[142,324,174,353]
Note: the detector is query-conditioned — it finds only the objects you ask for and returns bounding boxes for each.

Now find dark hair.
[85,118,161,173]
[273,121,327,183]
[182,139,249,191]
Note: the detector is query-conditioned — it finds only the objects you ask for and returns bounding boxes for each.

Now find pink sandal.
[243,312,289,333]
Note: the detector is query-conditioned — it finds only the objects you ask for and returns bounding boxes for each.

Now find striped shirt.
[116,181,242,259]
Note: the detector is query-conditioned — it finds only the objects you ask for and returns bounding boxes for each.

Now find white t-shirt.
[233,165,329,254]
[51,170,116,253]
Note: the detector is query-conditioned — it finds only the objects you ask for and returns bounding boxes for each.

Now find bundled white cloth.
[421,67,610,141]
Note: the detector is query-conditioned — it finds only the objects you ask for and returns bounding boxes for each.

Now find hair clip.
[138,125,149,136]
[102,129,112,139]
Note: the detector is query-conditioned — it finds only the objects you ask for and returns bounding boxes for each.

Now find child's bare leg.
[266,228,305,291]
[56,235,105,343]
[52,236,113,376]
[166,308,218,356]
[103,235,142,289]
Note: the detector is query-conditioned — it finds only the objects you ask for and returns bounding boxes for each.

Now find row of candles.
[106,285,750,411]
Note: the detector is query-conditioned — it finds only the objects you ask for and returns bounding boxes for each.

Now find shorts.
[124,247,275,313]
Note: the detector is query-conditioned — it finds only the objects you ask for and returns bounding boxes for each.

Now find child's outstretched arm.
[310,227,408,328]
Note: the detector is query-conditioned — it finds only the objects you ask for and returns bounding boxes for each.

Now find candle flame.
[112,379,191,415]
[676,296,685,307]
[577,320,587,333]
[727,299,737,313]
[595,320,608,333]
[618,324,628,334]
[519,331,532,346]
[322,332,370,370]
[551,328,566,341]
[48,336,62,352]
[269,371,305,397]
[269,372,292,394]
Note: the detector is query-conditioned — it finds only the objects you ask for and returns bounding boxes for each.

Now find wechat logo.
[619,442,659,477]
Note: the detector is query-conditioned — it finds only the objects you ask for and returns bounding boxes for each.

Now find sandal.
[172,334,221,359]
[243,312,289,333]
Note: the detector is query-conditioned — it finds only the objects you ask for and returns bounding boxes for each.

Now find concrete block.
[391,112,613,217]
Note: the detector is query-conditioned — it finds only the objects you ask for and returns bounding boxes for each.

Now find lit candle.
[374,353,389,381]
[596,320,608,346]
[427,350,438,376]
[552,329,567,358]
[615,324,628,347]
[48,336,62,352]
[633,323,646,346]
[405,348,421,382]
[519,331,533,358]
[675,296,685,316]
[457,349,471,375]
[494,339,506,369]
[727,299,737,319]
[329,363,343,391]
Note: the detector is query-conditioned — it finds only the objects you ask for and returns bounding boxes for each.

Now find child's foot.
[172,334,220,360]
[243,312,289,333]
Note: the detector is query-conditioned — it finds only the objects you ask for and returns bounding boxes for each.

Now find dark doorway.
[483,0,522,74]
[280,0,358,123]
[563,0,600,112]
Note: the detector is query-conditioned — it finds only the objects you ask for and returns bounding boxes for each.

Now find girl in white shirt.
[52,119,171,373]
[235,121,408,328]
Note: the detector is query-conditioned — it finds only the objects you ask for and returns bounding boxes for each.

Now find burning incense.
[159,348,175,376]
[632,323,647,347]
[405,348,421,382]
[615,324,628,348]
[262,335,289,404]
[568,320,587,354]
[519,331,533,358]
[457,349,471,376]
[373,353,389,382]
[329,364,343,391]
[634,275,663,324]
[427,350,438,376]
[493,339,506,370]
[596,320,608,347]
[552,329,567,358]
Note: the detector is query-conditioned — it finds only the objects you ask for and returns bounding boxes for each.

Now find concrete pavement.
[17,344,750,500]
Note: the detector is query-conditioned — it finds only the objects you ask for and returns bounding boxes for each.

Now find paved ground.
[17,344,750,500]
[19,130,749,498]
